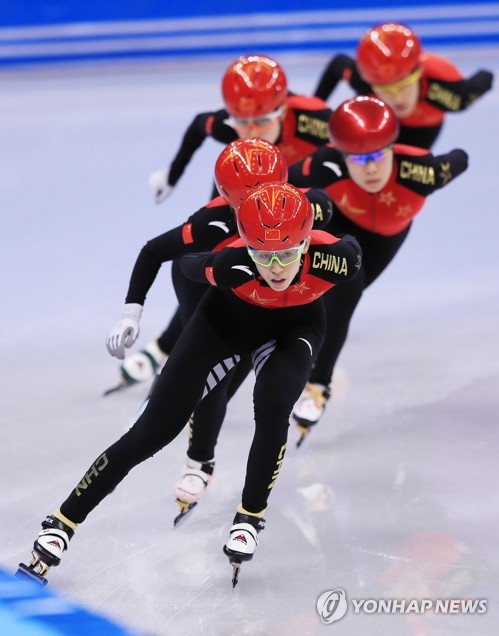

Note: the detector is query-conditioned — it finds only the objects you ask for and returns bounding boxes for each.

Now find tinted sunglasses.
[231,107,284,129]
[343,147,391,166]
[372,67,422,95]
[247,241,306,267]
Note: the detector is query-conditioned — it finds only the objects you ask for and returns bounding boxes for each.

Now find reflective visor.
[344,147,390,166]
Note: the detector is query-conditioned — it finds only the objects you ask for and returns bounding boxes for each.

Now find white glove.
[106,303,143,360]
[148,169,173,204]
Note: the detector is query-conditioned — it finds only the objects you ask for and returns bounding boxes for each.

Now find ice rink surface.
[1,45,498,635]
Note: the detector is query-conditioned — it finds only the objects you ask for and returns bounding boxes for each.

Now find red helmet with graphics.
[222,54,288,118]
[237,182,313,249]
[214,138,288,210]
[357,22,422,85]
[329,96,399,154]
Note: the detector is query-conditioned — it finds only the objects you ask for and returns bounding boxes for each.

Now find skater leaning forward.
[314,21,493,150]
[105,136,333,521]
[18,182,361,587]
[117,52,333,390]
[289,95,469,438]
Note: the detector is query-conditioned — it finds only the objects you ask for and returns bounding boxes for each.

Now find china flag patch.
[264,229,280,241]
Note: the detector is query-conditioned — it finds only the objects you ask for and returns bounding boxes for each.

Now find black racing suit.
[314,53,493,149]
[59,233,361,522]
[134,189,333,460]
[288,143,469,389]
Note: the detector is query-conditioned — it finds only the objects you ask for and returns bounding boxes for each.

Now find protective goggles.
[231,107,284,130]
[247,241,306,267]
[372,67,422,95]
[343,147,391,166]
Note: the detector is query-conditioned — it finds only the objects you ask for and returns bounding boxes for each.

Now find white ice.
[1,46,498,636]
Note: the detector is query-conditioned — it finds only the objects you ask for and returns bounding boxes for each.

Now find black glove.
[468,70,493,96]
[208,247,255,287]
[446,148,469,173]
[305,188,334,228]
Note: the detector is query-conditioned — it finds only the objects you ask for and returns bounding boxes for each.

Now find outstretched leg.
[223,322,325,582]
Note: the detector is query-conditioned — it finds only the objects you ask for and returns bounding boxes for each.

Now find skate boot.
[292,382,331,447]
[223,511,266,587]
[16,513,76,586]
[173,457,215,526]
[104,339,168,395]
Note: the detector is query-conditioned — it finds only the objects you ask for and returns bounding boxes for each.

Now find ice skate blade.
[16,563,48,587]
[223,546,253,588]
[103,379,135,396]
[296,433,307,448]
[230,562,241,588]
[173,500,198,527]
[296,425,311,448]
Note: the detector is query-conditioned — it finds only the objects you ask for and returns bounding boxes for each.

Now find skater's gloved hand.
[209,247,255,288]
[106,303,143,359]
[148,169,173,204]
[305,188,334,228]
[468,70,494,96]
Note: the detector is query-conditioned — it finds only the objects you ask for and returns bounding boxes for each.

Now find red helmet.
[214,138,288,209]
[222,54,288,118]
[357,23,422,85]
[329,96,399,154]
[237,182,313,249]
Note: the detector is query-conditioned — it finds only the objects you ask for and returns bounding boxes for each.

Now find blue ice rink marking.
[0,568,141,636]
[1,3,499,65]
